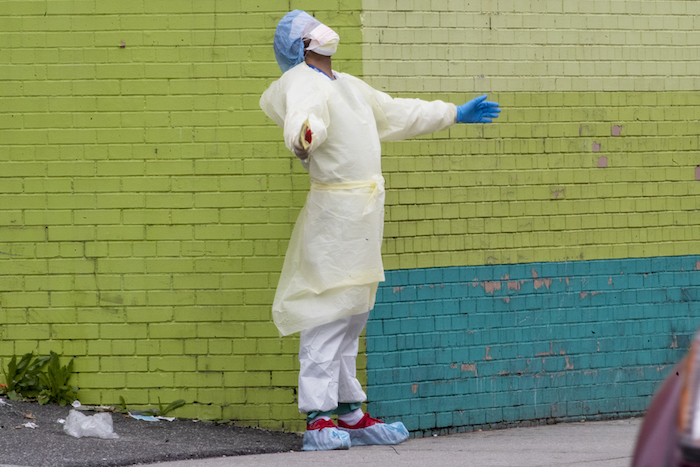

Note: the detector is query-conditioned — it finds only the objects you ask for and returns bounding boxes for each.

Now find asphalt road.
[0,398,301,467]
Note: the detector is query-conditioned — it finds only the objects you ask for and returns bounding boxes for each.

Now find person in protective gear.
[259,10,501,451]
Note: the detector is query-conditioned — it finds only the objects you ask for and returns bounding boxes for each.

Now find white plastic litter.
[128,413,175,422]
[129,413,158,422]
[57,419,66,424]
[22,422,37,429]
[71,400,112,412]
[63,409,119,439]
[0,398,10,406]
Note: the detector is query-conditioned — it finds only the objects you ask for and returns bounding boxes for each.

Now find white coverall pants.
[298,311,369,417]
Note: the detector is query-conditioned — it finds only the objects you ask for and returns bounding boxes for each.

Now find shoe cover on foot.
[338,413,409,446]
[302,419,351,451]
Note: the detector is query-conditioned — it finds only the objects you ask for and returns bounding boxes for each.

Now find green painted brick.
[126,307,174,323]
[184,340,208,354]
[208,339,232,354]
[146,225,193,241]
[193,225,242,240]
[0,226,46,242]
[223,371,271,388]
[25,275,73,291]
[135,340,161,355]
[193,258,243,273]
[270,371,298,387]
[222,405,270,422]
[149,356,197,372]
[195,291,243,305]
[0,211,21,225]
[5,323,49,340]
[111,340,137,355]
[88,340,113,355]
[246,388,295,404]
[198,356,245,372]
[124,275,171,290]
[244,322,279,338]
[245,355,296,371]
[175,371,222,388]
[96,258,145,273]
[52,324,99,340]
[233,339,258,355]
[197,323,244,338]
[74,274,121,291]
[1,292,49,308]
[77,373,126,389]
[145,258,194,273]
[173,307,222,322]
[198,388,247,404]
[146,291,196,306]
[126,372,174,388]
[101,324,148,339]
[47,226,96,241]
[149,323,197,339]
[171,209,219,225]
[96,225,146,241]
[101,357,148,372]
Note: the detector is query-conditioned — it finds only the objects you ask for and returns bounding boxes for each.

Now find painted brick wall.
[363,0,700,434]
[2,0,700,434]
[368,256,697,435]
[0,1,361,431]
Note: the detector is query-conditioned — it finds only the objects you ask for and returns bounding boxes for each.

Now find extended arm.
[346,75,500,141]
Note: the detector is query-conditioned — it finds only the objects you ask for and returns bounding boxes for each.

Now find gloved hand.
[456,95,501,123]
[293,119,313,160]
[293,140,310,160]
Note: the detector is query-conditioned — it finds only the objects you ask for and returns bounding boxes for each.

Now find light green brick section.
[378,90,700,269]
[362,1,700,269]
[0,0,363,432]
[362,0,700,92]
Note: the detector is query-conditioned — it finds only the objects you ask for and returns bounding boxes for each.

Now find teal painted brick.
[368,255,700,434]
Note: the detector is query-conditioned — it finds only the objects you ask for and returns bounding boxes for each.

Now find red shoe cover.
[307,418,338,431]
[337,413,384,429]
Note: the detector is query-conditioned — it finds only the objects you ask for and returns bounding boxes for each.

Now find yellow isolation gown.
[259,63,457,336]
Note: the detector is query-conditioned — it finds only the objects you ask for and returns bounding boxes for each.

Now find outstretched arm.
[346,75,500,142]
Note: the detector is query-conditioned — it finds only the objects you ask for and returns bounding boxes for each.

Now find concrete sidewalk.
[143,418,641,467]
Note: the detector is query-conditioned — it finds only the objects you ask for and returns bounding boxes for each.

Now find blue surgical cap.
[273,10,318,73]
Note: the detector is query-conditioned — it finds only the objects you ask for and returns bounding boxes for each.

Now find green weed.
[37,351,77,406]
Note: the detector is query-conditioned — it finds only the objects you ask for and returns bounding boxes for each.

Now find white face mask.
[303,23,339,56]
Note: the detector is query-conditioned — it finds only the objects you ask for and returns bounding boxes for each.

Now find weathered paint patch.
[483,281,501,294]
[461,363,477,376]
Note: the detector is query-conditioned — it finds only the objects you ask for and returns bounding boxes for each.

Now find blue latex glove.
[456,95,501,123]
